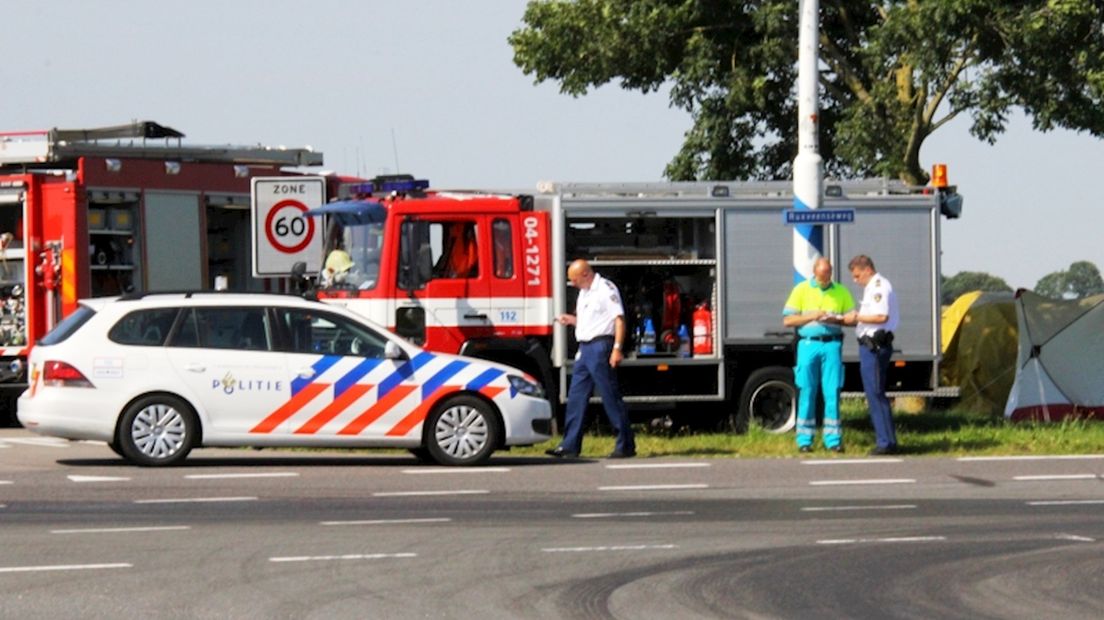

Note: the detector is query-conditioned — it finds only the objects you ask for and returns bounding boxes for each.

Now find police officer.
[844,255,900,455]
[783,257,855,453]
[546,259,636,459]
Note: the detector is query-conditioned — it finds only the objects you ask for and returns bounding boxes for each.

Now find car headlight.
[508,374,545,398]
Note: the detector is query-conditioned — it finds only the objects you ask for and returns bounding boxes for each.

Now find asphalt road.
[2,428,1104,619]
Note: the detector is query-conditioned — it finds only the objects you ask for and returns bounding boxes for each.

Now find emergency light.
[348,175,430,195]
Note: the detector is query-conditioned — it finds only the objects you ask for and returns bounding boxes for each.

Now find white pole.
[793,0,823,283]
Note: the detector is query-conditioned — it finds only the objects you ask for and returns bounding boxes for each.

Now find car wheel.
[108,442,126,458]
[117,394,197,466]
[424,395,499,466]
[408,447,433,463]
[732,367,796,434]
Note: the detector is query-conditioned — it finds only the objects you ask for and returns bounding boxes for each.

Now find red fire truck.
[301,174,962,432]
[0,121,324,423]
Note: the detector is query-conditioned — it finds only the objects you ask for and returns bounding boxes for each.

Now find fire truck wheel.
[117,394,197,467]
[734,367,796,434]
[424,395,499,466]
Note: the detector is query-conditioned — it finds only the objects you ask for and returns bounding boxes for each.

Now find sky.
[3,0,1101,290]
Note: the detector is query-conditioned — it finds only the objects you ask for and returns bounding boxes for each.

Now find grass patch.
[508,402,1104,459]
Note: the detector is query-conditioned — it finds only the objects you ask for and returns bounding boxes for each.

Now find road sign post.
[251,177,325,277]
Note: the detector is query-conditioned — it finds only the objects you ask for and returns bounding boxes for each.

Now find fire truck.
[0,121,323,424]
[300,174,962,432]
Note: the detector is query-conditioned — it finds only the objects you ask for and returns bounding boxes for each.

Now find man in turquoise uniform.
[782,257,855,452]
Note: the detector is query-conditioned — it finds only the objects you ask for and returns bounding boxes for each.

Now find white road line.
[817,536,946,545]
[371,490,489,497]
[802,458,903,465]
[0,443,9,448]
[1055,533,1096,542]
[598,484,709,491]
[1027,499,1104,506]
[270,553,416,563]
[0,563,132,574]
[604,463,711,470]
[801,504,918,512]
[400,468,511,474]
[572,511,695,519]
[134,496,258,504]
[183,473,300,480]
[542,544,678,553]
[51,526,191,535]
[77,440,108,446]
[68,475,132,483]
[1,437,70,448]
[0,481,12,486]
[959,455,1104,462]
[320,518,452,526]
[809,479,915,486]
[1013,474,1098,481]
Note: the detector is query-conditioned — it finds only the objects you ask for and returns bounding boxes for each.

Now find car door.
[165,306,290,440]
[264,306,425,442]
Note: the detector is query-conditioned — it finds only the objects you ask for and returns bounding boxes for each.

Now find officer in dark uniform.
[546,259,636,459]
[845,255,900,455]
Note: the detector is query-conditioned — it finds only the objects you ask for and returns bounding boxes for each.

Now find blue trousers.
[560,339,635,454]
[860,344,897,449]
[794,339,843,448]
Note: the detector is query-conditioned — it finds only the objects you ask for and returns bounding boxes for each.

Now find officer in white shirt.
[845,255,900,455]
[546,259,636,459]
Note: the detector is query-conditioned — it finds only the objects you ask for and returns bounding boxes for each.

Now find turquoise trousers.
[794,339,843,448]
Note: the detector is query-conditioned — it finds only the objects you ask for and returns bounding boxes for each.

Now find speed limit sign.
[251,177,325,277]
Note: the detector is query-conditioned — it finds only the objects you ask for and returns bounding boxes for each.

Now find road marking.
[320,518,452,526]
[542,544,678,553]
[1027,499,1104,506]
[809,479,915,486]
[572,511,695,519]
[959,455,1104,462]
[400,468,511,474]
[801,504,917,512]
[68,475,132,483]
[134,496,258,504]
[604,463,711,470]
[0,443,9,448]
[0,563,132,574]
[77,440,108,446]
[817,536,946,545]
[51,526,191,535]
[1055,533,1096,542]
[1013,474,1098,481]
[183,473,300,480]
[371,490,489,497]
[0,481,11,486]
[1,437,70,448]
[270,553,416,563]
[802,458,903,465]
[598,484,709,491]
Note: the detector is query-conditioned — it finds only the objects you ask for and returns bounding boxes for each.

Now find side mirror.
[384,341,408,361]
[415,243,433,288]
[291,261,307,278]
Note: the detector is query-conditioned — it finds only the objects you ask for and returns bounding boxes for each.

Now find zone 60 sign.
[251,177,325,277]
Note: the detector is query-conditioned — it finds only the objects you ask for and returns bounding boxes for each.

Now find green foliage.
[1034,260,1104,298]
[510,1,1104,183]
[941,271,1012,305]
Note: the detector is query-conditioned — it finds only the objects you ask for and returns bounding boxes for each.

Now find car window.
[39,305,96,345]
[108,308,179,346]
[167,307,272,351]
[276,308,388,357]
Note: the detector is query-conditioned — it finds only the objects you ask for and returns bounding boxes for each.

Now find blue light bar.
[377,178,429,193]
[347,176,430,195]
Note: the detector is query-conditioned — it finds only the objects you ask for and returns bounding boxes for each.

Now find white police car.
[18,292,551,466]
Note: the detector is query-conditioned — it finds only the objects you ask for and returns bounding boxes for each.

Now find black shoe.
[545,447,578,458]
[607,450,636,459]
[870,446,898,456]
[798,445,812,453]
[828,445,843,453]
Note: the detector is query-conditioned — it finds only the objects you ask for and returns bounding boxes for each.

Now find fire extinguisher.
[693,302,712,355]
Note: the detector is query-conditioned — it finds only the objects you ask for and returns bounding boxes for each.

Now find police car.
[17,292,552,466]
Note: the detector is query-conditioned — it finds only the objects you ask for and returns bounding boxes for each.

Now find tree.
[1034,260,1104,298]
[510,1,1104,184]
[941,271,1012,305]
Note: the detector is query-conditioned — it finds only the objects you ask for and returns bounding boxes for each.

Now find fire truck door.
[395,217,492,353]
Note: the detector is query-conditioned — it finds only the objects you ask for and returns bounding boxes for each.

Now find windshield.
[321,222,384,290]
